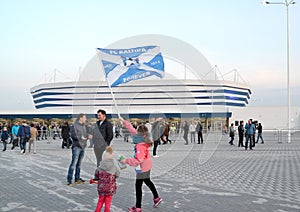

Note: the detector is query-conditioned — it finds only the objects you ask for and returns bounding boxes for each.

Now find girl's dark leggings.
[135,178,159,208]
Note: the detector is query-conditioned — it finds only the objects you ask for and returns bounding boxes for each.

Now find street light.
[262,0,296,143]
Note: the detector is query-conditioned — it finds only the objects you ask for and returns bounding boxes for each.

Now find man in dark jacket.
[1,127,9,151]
[256,123,264,144]
[238,121,245,147]
[17,120,31,154]
[92,109,113,167]
[61,121,70,149]
[196,122,203,144]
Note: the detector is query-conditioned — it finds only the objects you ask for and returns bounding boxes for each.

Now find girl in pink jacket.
[120,119,162,212]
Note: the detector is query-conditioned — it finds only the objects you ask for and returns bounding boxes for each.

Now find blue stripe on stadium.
[32,90,250,99]
[0,112,232,119]
[35,102,245,109]
[34,96,248,104]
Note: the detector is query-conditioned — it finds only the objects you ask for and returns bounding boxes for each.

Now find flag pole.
[107,83,121,119]
[96,49,121,119]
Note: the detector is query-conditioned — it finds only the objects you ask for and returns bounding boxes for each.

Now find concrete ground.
[1,132,300,212]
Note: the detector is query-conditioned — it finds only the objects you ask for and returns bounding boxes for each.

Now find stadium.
[3,35,253,130]
[28,34,252,130]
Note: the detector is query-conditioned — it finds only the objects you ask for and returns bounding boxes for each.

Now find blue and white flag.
[97,46,165,87]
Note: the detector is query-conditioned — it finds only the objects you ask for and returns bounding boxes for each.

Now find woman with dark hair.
[61,121,70,149]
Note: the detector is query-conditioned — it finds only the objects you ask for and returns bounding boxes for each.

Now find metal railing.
[204,128,300,143]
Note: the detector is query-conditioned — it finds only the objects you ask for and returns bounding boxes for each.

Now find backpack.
[24,126,31,138]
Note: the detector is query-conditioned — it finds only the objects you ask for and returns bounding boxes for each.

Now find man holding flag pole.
[92,109,114,167]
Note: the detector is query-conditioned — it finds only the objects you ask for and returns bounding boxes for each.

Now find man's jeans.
[67,146,85,182]
[245,134,253,150]
[20,136,28,152]
[256,133,264,143]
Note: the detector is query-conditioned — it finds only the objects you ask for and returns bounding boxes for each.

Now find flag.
[97,46,165,87]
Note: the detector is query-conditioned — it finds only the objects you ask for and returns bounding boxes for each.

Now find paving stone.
[0,133,300,211]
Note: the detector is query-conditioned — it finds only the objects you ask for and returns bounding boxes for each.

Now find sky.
[0,0,299,110]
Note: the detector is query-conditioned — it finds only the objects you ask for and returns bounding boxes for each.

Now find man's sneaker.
[75,178,85,184]
[153,155,159,158]
[153,197,162,208]
[128,207,142,212]
[20,150,24,154]
[67,182,73,187]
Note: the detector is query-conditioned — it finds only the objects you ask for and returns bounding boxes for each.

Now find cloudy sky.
[0,0,299,110]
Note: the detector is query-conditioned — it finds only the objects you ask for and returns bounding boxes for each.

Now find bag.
[229,131,234,137]
[13,138,18,146]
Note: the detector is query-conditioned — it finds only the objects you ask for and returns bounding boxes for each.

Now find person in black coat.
[61,122,70,149]
[196,122,203,144]
[183,121,189,145]
[1,127,9,151]
[238,121,245,147]
[92,109,113,167]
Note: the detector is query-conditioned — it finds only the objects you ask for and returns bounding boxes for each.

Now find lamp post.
[262,0,295,143]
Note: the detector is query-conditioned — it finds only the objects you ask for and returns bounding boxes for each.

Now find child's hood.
[132,134,144,144]
[99,158,116,173]
[132,134,152,145]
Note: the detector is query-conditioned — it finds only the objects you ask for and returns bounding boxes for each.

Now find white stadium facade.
[30,78,251,117]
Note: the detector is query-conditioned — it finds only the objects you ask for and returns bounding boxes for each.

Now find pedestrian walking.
[228,123,235,145]
[1,127,9,151]
[36,123,41,140]
[256,123,264,144]
[183,121,189,145]
[7,124,13,144]
[163,123,171,144]
[169,123,176,142]
[17,121,31,154]
[29,123,38,154]
[152,118,163,157]
[11,122,20,150]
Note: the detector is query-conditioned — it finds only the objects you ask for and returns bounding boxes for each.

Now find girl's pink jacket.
[123,120,152,173]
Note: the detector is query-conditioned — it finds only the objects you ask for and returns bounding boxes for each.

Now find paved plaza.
[1,132,300,212]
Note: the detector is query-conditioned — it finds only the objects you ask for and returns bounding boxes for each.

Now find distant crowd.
[226,119,264,150]
[0,121,74,153]
[0,117,265,154]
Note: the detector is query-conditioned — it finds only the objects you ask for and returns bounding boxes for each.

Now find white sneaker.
[153,155,159,158]
[20,150,24,154]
